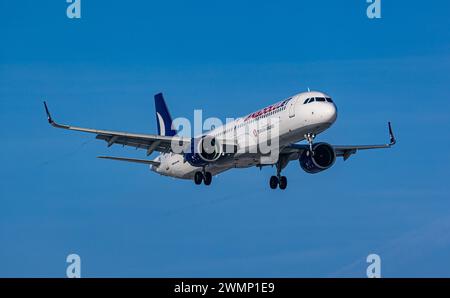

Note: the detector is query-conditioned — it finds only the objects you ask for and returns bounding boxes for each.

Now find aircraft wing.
[44,102,190,155]
[97,156,161,166]
[281,122,396,161]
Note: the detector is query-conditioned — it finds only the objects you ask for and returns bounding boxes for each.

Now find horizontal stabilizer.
[97,156,160,166]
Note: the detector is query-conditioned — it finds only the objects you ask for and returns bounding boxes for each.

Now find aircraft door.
[288,99,296,118]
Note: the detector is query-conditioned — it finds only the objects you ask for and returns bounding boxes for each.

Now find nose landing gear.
[304,133,316,153]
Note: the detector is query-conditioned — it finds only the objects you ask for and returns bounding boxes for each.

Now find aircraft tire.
[269,176,279,189]
[279,176,287,190]
[204,172,212,186]
[194,172,203,185]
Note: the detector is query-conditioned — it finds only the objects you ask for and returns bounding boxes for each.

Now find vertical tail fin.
[154,93,177,137]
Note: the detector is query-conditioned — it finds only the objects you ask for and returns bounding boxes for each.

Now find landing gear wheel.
[203,172,212,186]
[279,176,287,190]
[194,172,203,185]
[269,176,279,189]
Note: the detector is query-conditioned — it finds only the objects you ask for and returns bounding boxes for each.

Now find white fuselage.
[151,91,337,179]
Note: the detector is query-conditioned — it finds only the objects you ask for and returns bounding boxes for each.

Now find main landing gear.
[194,170,212,186]
[270,175,287,190]
[269,162,288,190]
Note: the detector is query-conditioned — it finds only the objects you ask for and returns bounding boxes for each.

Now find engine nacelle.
[299,142,336,174]
[184,135,222,166]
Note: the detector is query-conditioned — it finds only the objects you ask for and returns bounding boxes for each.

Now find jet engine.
[198,135,221,162]
[299,142,336,174]
[184,135,223,166]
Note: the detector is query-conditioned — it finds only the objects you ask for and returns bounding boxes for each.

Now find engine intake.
[299,142,336,174]
[198,135,222,162]
[184,135,223,166]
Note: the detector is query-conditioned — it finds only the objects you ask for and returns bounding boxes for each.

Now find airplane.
[43,90,396,189]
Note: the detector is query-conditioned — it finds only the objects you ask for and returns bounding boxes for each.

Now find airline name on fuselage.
[243,98,291,122]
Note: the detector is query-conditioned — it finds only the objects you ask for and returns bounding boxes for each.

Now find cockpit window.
[304,96,333,104]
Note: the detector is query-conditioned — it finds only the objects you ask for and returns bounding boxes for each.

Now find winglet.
[43,101,54,124]
[388,122,396,146]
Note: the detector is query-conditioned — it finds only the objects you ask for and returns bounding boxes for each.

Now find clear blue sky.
[1,0,450,277]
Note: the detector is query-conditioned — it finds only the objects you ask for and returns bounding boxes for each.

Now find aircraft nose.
[322,103,337,123]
